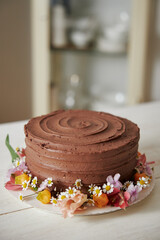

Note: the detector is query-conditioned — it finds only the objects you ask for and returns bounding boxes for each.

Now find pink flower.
[127,183,142,203]
[17,148,25,159]
[136,154,154,176]
[38,180,48,192]
[5,171,23,191]
[145,163,153,176]
[106,173,122,190]
[109,191,130,209]
[58,190,87,218]
[7,162,28,178]
[108,187,120,196]
[137,154,147,166]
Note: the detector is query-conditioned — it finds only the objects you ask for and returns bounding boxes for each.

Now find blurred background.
[0,0,160,123]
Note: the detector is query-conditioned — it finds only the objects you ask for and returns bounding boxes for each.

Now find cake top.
[24,109,139,153]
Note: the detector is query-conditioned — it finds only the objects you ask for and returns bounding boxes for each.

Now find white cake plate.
[5,174,155,216]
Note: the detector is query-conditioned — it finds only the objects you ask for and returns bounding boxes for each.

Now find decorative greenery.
[5,135,20,163]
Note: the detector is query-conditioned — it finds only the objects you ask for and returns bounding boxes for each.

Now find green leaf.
[5,134,20,163]
[33,187,38,192]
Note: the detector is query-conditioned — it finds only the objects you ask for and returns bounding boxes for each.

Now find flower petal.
[114,181,123,189]
[114,173,120,182]
[5,181,22,191]
[58,191,87,218]
[127,183,135,193]
[106,175,113,184]
[124,191,130,201]
[108,187,120,196]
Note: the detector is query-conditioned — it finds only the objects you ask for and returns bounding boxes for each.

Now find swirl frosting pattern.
[24,110,140,192]
[39,110,126,145]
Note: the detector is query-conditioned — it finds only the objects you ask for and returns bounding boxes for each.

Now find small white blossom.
[50,197,58,206]
[13,158,21,168]
[46,177,53,187]
[102,182,114,194]
[19,193,23,201]
[93,186,102,197]
[88,184,95,194]
[22,180,29,191]
[58,192,68,201]
[75,179,83,189]
[137,177,149,188]
[31,176,37,188]
[66,187,77,197]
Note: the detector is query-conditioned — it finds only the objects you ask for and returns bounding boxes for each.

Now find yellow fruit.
[37,189,51,204]
[15,173,29,185]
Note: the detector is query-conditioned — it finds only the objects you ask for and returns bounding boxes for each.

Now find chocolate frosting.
[24,110,140,191]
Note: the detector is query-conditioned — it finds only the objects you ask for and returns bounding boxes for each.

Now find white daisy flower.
[137,177,149,188]
[46,177,53,187]
[50,197,58,206]
[22,180,29,191]
[19,193,23,201]
[58,192,68,201]
[31,176,37,188]
[15,159,21,167]
[102,182,114,194]
[88,184,95,194]
[93,186,102,197]
[87,199,95,207]
[75,179,83,189]
[13,158,21,168]
[66,187,77,197]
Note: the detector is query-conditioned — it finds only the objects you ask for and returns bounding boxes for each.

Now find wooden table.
[1,101,160,240]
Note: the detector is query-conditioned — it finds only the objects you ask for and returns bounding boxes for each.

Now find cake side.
[24,110,140,192]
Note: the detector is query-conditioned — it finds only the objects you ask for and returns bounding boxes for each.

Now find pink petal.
[139,154,146,165]
[9,170,23,184]
[7,165,24,178]
[58,191,87,218]
[70,194,87,212]
[147,161,155,165]
[108,188,120,196]
[5,181,22,191]
[14,170,23,176]
[17,152,25,159]
[38,180,48,192]
[10,170,23,183]
[10,175,15,184]
[18,162,28,171]
[114,173,120,182]
[127,183,135,193]
[136,185,142,193]
[124,191,130,201]
[106,175,114,184]
[59,199,74,218]
[114,193,129,209]
[114,181,122,189]
[119,201,128,209]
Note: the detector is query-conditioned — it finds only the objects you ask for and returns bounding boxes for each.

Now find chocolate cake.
[24,110,140,192]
